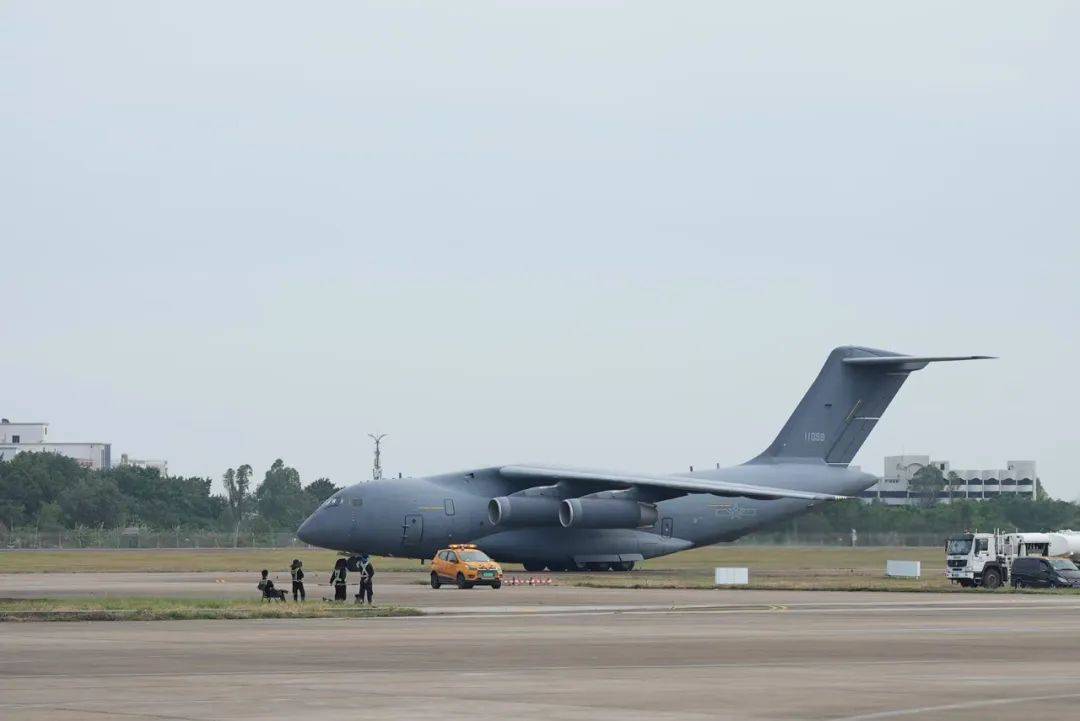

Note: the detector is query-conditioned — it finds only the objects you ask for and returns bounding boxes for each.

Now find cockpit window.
[323,496,343,508]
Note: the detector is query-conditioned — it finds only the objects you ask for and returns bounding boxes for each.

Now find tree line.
[755,494,1080,540]
[3,450,1077,541]
[0,452,341,536]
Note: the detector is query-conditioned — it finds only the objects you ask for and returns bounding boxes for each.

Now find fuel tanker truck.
[945,530,1080,588]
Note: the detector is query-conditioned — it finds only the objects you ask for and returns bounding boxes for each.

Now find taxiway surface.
[5,585,1080,720]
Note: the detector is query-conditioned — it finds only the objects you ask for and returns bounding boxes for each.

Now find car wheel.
[457,572,469,589]
[491,580,502,589]
[983,567,1003,589]
[430,572,441,589]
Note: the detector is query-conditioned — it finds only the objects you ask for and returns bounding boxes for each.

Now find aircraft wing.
[498,464,845,501]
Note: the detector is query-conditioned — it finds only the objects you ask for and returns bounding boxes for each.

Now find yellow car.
[430,544,503,589]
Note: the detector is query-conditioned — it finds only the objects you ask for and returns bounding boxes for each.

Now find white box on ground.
[714,567,749,585]
[886,560,921,578]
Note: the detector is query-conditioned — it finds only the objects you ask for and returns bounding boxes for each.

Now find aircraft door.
[661,517,673,538]
[402,514,423,547]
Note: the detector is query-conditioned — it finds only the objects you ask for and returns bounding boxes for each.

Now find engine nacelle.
[488,496,562,527]
[558,498,658,529]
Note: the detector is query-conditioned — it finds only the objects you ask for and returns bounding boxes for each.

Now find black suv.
[1011,556,1080,589]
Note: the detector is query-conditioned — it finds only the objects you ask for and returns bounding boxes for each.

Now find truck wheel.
[983,568,1003,589]
[430,572,441,589]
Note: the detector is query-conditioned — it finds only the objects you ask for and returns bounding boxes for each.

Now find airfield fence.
[1,527,946,550]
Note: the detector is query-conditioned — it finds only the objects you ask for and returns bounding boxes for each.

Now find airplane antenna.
[368,433,387,481]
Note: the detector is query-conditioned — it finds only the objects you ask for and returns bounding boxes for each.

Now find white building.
[119,453,168,476]
[0,419,112,471]
[861,455,1036,505]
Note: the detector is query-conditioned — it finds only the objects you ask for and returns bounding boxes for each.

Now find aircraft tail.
[749,346,993,466]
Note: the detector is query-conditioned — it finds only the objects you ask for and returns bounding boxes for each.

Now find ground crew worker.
[330,558,348,601]
[290,559,306,602]
[258,569,286,601]
[357,555,375,605]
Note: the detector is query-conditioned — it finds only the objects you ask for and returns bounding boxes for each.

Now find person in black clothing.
[356,555,375,605]
[329,558,348,601]
[290,559,306,602]
[258,569,286,602]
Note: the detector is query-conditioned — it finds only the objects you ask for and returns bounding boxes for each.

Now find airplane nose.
[296,514,322,547]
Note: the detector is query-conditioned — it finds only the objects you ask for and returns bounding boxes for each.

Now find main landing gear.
[521,560,635,572]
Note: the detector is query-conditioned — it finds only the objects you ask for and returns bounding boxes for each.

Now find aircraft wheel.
[585,562,609,572]
[430,572,441,589]
[546,562,567,572]
[616,561,635,572]
[982,568,1003,589]
[522,561,545,572]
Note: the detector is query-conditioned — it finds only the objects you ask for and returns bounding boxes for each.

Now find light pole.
[368,433,387,481]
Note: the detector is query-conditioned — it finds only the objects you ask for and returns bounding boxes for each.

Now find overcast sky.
[3,2,1078,498]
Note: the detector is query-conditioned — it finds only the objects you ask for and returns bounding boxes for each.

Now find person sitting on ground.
[257,569,287,602]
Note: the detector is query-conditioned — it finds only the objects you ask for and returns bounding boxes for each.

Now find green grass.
[564,545,956,591]
[0,597,421,622]
[0,544,990,593]
[0,549,424,574]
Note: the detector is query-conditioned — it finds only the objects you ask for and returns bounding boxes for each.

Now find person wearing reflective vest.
[355,555,375,605]
[329,558,348,601]
[290,559,306,601]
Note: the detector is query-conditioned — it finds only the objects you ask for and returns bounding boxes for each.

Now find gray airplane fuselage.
[296,462,876,565]
[296,345,989,568]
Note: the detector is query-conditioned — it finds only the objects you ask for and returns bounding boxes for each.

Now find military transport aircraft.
[297,346,991,571]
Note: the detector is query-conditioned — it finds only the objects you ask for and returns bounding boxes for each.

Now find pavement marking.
[831,691,1080,720]
[0,656,1007,685]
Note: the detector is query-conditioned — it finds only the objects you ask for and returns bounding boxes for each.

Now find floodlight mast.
[368,433,387,481]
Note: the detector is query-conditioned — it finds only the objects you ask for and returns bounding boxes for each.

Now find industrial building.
[0,419,112,470]
[860,454,1036,505]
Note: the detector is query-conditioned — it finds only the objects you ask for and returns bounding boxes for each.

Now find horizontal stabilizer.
[843,355,995,371]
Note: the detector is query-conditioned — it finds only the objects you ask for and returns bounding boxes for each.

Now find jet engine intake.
[488,496,562,527]
[559,498,659,529]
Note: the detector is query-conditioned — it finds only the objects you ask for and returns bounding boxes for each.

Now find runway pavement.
[5,576,1080,720]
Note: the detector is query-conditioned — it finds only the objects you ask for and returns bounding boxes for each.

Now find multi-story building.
[0,419,112,470]
[860,455,1036,505]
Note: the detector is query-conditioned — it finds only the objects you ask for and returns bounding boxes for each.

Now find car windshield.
[459,550,491,562]
[946,538,972,555]
[1051,559,1079,571]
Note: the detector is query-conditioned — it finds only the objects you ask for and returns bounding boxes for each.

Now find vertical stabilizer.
[749,346,992,466]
